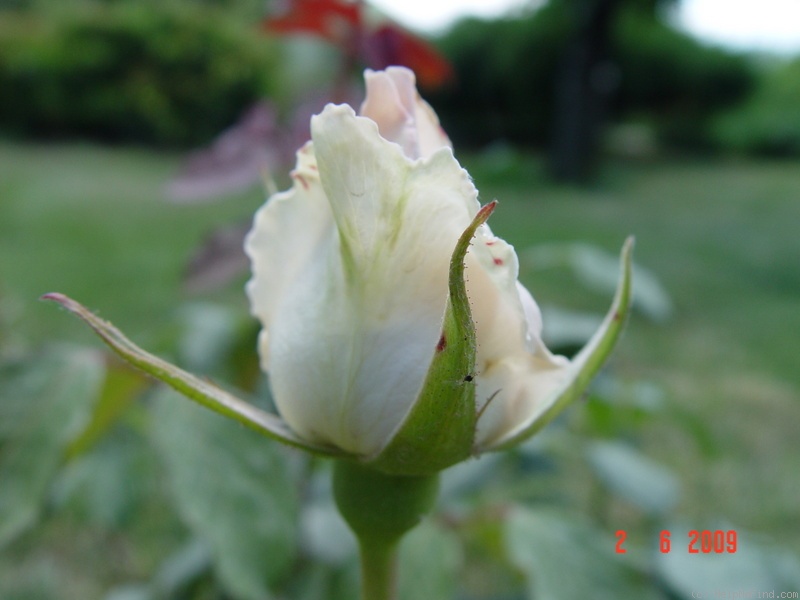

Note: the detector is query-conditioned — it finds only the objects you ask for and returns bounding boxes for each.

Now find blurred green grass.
[0,140,264,352]
[1,139,798,559]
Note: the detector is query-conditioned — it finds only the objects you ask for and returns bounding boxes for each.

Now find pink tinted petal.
[360,66,451,159]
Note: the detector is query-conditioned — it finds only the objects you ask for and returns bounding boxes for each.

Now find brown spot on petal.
[436,333,447,352]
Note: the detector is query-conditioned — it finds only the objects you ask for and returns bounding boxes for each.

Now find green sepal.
[488,236,635,450]
[333,459,439,547]
[41,293,344,457]
[369,202,497,476]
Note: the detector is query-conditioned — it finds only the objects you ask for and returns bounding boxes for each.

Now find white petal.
[464,225,571,448]
[247,103,479,456]
[516,281,544,351]
[471,237,634,450]
[360,66,451,159]
[245,142,331,370]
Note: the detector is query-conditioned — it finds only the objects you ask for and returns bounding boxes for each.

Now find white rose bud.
[244,67,633,474]
[45,68,632,477]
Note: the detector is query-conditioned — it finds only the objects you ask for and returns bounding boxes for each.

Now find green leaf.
[300,491,356,566]
[0,347,105,547]
[540,305,605,350]
[65,363,147,459]
[176,302,240,374]
[150,538,213,598]
[371,202,496,475]
[587,440,680,515]
[52,433,146,527]
[656,524,800,597]
[523,240,672,322]
[289,562,359,600]
[150,388,299,600]
[41,293,342,457]
[104,585,152,600]
[505,507,659,600]
[398,520,461,600]
[104,538,213,600]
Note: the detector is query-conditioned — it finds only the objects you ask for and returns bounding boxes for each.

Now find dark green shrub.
[431,3,755,151]
[713,58,800,157]
[429,7,571,148]
[611,9,754,150]
[0,3,277,146]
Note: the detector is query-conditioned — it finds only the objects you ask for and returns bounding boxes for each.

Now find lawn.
[0,141,265,350]
[1,140,798,594]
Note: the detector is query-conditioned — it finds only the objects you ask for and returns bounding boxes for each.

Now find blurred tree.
[550,0,623,182]
[431,0,753,181]
[0,1,278,145]
[550,0,679,181]
[610,7,753,150]
[713,57,800,157]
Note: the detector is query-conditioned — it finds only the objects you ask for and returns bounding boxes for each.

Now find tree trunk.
[550,0,621,183]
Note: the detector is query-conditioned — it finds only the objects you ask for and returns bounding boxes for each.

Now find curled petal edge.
[40,293,345,458]
[484,236,635,452]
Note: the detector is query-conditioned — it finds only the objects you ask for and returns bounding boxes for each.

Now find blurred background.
[1,0,799,598]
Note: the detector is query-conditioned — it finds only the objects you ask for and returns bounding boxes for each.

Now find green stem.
[358,536,398,600]
[332,460,439,600]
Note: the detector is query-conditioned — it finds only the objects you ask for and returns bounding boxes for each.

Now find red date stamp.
[615,530,738,554]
